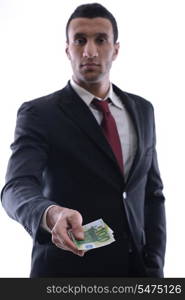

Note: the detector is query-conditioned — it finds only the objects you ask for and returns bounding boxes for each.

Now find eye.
[96,37,107,44]
[74,38,86,45]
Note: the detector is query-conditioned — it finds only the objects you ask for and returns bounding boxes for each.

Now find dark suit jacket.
[1,82,166,277]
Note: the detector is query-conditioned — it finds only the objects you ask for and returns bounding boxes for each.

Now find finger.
[53,234,74,251]
[53,225,80,253]
[67,212,84,240]
[75,250,85,257]
[55,240,85,257]
[72,225,84,240]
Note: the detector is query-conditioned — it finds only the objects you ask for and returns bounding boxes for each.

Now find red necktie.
[93,98,124,173]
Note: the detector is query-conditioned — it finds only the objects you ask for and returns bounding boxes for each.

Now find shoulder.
[17,86,67,115]
[112,84,154,111]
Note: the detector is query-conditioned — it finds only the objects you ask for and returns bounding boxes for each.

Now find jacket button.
[123,191,127,199]
[129,247,133,253]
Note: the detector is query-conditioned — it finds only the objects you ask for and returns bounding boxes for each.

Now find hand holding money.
[68,218,115,251]
[47,206,85,256]
[47,206,115,256]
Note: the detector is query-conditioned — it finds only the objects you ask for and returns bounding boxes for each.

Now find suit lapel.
[58,83,124,177]
[113,85,144,187]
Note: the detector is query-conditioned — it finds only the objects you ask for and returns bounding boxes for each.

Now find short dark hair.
[66,3,118,43]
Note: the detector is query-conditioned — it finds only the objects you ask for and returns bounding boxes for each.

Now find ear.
[112,42,120,61]
[65,43,71,60]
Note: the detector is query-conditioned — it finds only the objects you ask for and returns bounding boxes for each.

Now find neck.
[73,77,110,99]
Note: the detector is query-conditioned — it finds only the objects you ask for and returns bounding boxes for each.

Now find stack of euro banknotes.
[68,218,115,251]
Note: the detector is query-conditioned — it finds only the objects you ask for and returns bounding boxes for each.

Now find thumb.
[68,211,84,240]
[72,225,84,240]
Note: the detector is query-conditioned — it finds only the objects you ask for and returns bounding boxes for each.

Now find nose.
[82,41,98,58]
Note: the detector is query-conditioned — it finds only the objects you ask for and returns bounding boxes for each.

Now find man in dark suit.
[1,3,166,277]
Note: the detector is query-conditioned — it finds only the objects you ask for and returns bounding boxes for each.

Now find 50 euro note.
[68,218,115,251]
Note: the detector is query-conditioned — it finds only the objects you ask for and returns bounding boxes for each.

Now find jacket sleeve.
[143,110,166,277]
[1,102,57,240]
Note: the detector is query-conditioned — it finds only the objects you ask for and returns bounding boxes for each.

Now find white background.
[0,0,184,277]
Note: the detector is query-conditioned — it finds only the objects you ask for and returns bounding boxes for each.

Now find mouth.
[81,63,100,68]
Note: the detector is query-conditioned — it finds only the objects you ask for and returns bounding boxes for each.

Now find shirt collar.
[70,78,123,109]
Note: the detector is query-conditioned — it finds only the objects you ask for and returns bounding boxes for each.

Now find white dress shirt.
[42,79,137,232]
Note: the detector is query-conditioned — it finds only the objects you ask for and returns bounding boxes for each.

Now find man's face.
[66,17,119,85]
